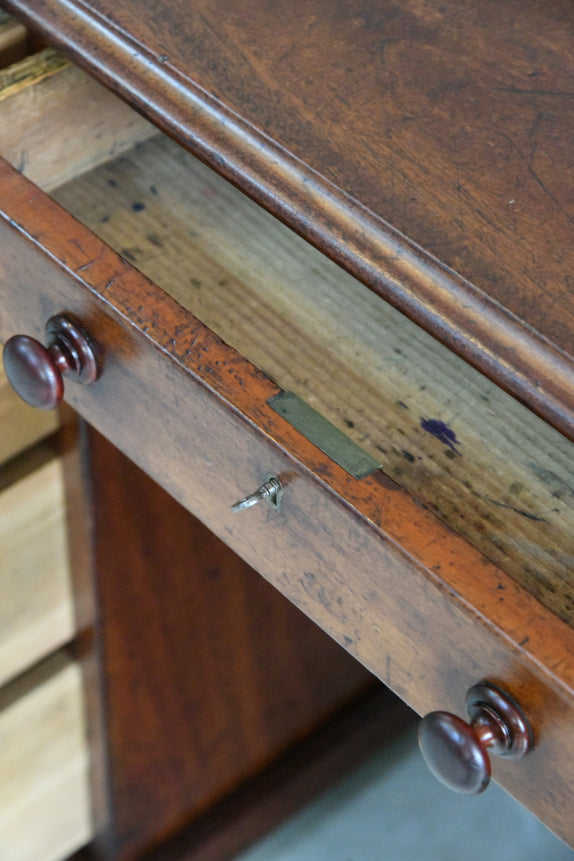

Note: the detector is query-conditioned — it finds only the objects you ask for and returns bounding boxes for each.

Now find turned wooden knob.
[3,314,99,410]
[418,681,533,795]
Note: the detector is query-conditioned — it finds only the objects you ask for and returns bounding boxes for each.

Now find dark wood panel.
[142,686,412,861]
[3,0,574,437]
[68,688,412,861]
[71,425,374,860]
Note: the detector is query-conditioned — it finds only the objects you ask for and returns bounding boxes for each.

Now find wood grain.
[52,135,574,628]
[78,427,374,860]
[143,686,413,861]
[0,652,91,861]
[0,454,75,686]
[0,47,157,191]
[0,158,572,843]
[2,54,573,624]
[2,0,574,436]
[0,362,58,464]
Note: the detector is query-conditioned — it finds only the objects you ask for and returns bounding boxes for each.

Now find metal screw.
[231,476,283,512]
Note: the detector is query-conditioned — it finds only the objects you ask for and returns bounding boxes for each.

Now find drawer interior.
[1,48,573,630]
[0,46,156,191]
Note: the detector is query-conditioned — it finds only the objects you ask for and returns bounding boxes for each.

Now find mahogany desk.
[0,0,573,857]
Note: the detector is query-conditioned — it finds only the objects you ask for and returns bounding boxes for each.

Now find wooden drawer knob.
[3,314,99,410]
[418,681,533,795]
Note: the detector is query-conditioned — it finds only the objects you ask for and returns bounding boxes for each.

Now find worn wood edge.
[3,0,574,440]
[60,416,116,858]
[2,170,574,842]
[0,44,68,99]
[1,156,573,706]
[51,135,574,629]
[75,423,375,860]
[2,156,574,694]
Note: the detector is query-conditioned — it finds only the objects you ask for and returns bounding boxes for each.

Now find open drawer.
[0,49,573,844]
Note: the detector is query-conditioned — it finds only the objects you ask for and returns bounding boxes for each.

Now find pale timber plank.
[0,457,74,686]
[0,653,91,861]
[0,47,157,191]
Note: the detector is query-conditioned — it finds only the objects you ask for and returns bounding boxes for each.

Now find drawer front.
[0,653,91,861]
[0,455,75,686]
[0,157,573,843]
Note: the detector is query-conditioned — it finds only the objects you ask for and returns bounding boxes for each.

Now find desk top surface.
[5,0,574,435]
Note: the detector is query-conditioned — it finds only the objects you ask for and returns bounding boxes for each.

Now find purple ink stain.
[420,418,461,454]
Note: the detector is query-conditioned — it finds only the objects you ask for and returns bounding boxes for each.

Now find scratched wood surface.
[2,53,573,628]
[3,0,574,436]
[51,135,574,628]
[1,44,573,627]
[78,427,376,859]
[1,156,574,842]
[0,10,571,851]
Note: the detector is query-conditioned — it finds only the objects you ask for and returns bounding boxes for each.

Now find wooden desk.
[0,0,573,856]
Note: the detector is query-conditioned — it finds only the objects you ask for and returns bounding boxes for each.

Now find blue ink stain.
[420,418,461,454]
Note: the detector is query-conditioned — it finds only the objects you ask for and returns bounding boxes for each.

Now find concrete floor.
[238,727,574,861]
